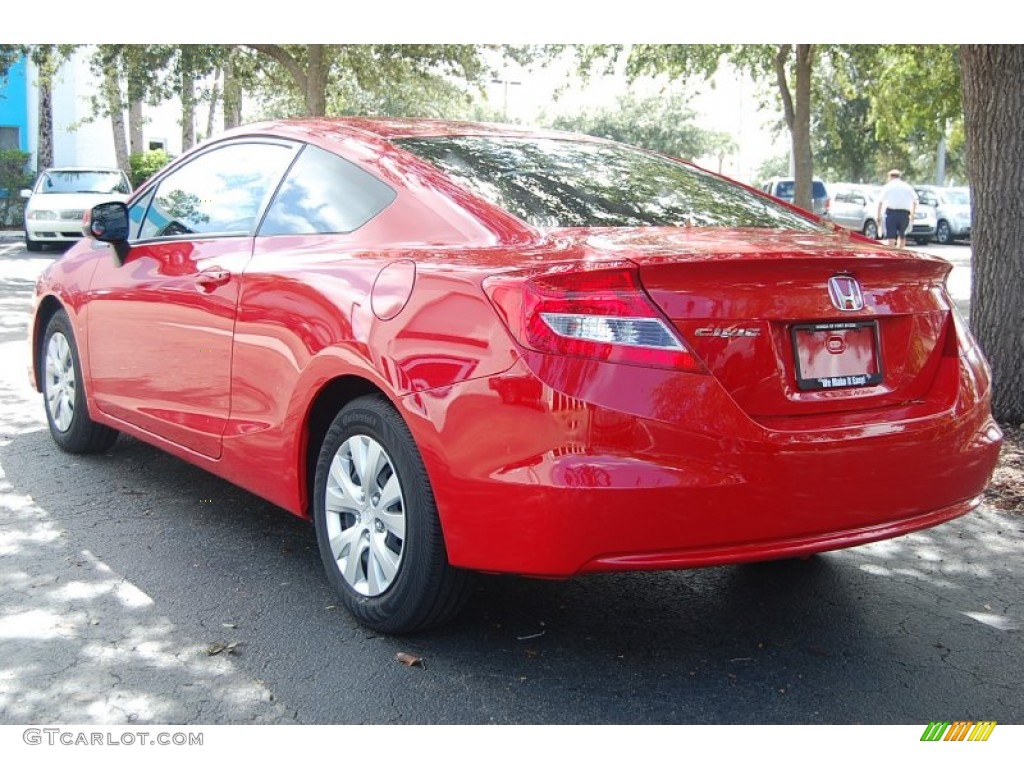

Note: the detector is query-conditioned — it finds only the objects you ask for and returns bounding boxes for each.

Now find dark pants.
[885,209,911,239]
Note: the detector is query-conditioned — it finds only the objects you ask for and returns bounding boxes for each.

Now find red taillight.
[484,262,703,371]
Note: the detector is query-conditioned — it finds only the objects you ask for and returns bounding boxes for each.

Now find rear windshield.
[395,136,823,231]
[774,180,827,200]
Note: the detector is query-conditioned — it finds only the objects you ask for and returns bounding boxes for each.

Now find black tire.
[24,231,43,252]
[935,220,954,245]
[41,310,119,454]
[915,237,930,245]
[313,395,474,634]
[863,220,878,240]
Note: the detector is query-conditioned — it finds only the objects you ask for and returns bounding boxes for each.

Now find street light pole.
[491,78,522,122]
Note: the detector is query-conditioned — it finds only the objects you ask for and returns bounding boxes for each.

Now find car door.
[831,190,854,229]
[84,139,299,458]
[849,192,869,230]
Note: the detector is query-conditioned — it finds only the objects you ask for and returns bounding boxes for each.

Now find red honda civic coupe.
[30,118,1002,633]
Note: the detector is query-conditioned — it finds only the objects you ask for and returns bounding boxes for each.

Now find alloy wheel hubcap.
[44,332,76,433]
[324,434,406,596]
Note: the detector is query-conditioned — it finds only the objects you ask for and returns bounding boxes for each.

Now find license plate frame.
[791,321,882,391]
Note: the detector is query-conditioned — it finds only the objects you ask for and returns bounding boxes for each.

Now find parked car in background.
[906,199,937,245]
[21,167,133,251]
[915,185,971,245]
[30,119,1002,633]
[826,183,882,239]
[760,176,830,216]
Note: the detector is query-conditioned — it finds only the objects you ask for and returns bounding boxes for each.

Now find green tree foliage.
[608,44,822,212]
[0,149,33,227]
[0,45,25,82]
[243,44,492,118]
[128,149,172,187]
[869,45,964,185]
[870,45,961,148]
[810,45,964,185]
[755,154,790,184]
[811,47,881,183]
[545,90,735,162]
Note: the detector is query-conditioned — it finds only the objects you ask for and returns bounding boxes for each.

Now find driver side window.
[139,142,296,240]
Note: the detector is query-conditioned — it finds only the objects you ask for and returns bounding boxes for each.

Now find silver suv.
[915,185,971,244]
[826,183,882,239]
[828,183,937,245]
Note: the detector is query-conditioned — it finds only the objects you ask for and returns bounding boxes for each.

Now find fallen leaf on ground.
[208,641,243,656]
[395,652,424,668]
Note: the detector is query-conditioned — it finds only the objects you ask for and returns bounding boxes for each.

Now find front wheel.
[313,395,474,634]
[41,310,119,453]
[935,220,954,245]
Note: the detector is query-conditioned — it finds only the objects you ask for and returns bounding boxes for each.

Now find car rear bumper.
[409,356,1002,578]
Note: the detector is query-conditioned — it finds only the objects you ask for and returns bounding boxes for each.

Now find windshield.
[775,180,827,201]
[37,170,130,195]
[396,136,823,231]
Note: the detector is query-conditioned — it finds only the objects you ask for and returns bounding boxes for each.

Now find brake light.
[484,263,703,371]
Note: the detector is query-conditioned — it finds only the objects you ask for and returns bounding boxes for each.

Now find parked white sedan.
[22,167,132,251]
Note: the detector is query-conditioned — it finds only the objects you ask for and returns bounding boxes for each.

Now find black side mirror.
[85,201,131,265]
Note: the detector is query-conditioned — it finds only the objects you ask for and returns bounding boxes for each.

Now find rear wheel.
[41,310,119,453]
[313,395,474,633]
[935,220,954,245]
[863,220,878,240]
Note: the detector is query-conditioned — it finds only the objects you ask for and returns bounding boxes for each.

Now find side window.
[258,144,397,236]
[139,142,295,240]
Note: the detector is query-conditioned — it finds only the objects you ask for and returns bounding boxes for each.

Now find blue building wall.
[0,56,30,152]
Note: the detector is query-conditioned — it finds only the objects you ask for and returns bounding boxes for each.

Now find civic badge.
[827,275,864,311]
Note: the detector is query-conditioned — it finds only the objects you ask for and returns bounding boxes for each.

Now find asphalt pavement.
[0,239,294,723]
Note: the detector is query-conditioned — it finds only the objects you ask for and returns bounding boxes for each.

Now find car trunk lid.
[577,227,956,420]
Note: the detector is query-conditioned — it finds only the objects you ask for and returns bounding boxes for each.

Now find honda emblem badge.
[828,275,864,311]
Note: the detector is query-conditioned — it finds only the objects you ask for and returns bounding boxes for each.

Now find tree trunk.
[104,66,129,174]
[206,67,221,140]
[773,44,815,212]
[306,44,329,116]
[792,45,814,212]
[245,43,331,117]
[223,58,242,129]
[37,57,54,169]
[961,45,1024,423]
[181,65,196,150]
[129,99,144,155]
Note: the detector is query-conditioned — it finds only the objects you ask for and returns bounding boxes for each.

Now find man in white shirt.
[876,169,917,247]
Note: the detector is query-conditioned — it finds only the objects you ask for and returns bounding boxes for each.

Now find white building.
[21,47,186,171]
